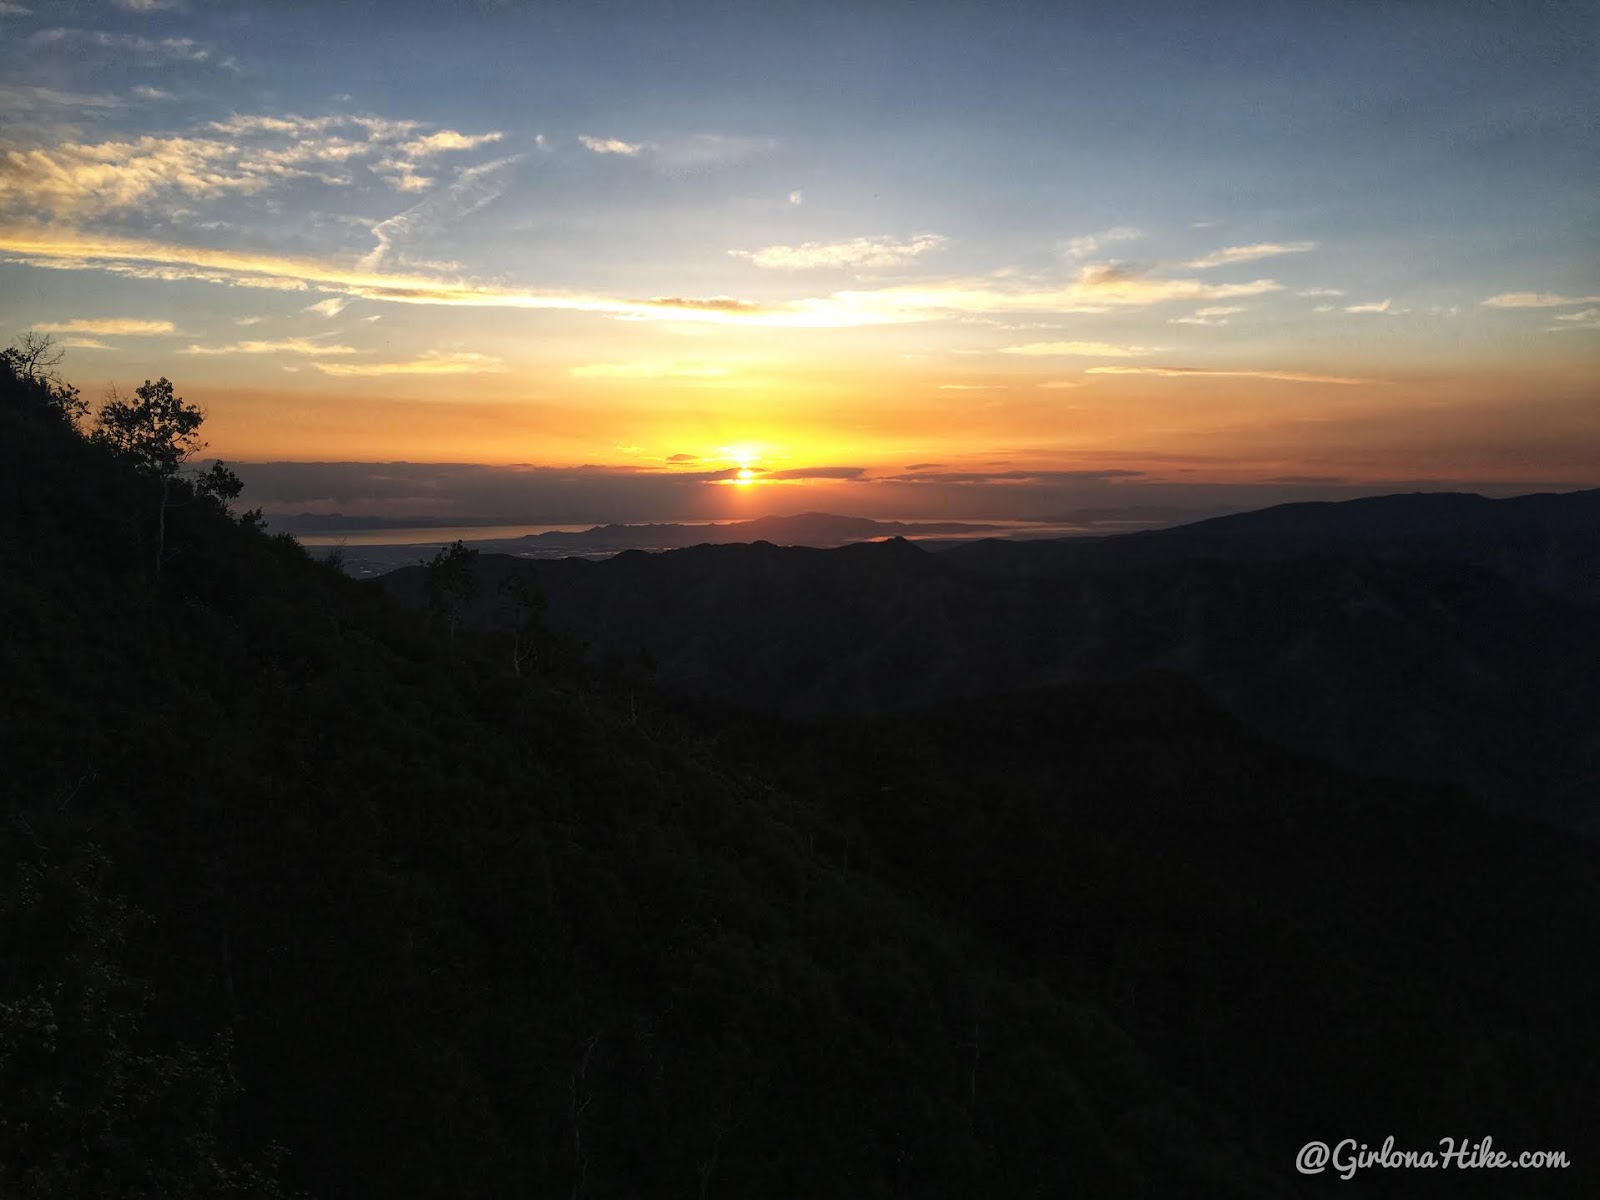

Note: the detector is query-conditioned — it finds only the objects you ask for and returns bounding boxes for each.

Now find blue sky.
[2,0,1595,521]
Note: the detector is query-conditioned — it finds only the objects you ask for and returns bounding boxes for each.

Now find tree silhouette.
[425,540,480,652]
[1,333,86,427]
[93,377,204,477]
[497,560,550,676]
[92,378,219,574]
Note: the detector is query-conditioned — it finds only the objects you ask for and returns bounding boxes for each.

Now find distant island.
[510,511,1007,551]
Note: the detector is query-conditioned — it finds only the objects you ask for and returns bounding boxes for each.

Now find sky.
[2,0,1596,524]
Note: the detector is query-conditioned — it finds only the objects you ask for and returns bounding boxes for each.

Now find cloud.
[788,190,804,206]
[880,468,1144,485]
[33,317,175,335]
[1186,241,1317,269]
[1298,287,1344,297]
[636,296,762,313]
[61,337,111,349]
[311,351,506,376]
[999,341,1161,357]
[1085,366,1374,384]
[666,453,699,463]
[570,362,732,379]
[1038,380,1084,389]
[360,154,521,269]
[400,130,502,157]
[112,0,182,10]
[579,135,646,156]
[1344,299,1391,313]
[837,264,1283,319]
[653,133,775,171]
[0,111,507,220]
[1548,308,1600,331]
[376,129,506,191]
[937,383,1003,390]
[30,28,211,62]
[1481,291,1600,308]
[182,337,357,356]
[1062,226,1141,260]
[732,233,948,271]
[0,3,33,14]
[304,297,349,317]
[0,83,122,111]
[0,225,1281,329]
[1170,304,1246,326]
[0,223,813,325]
[234,315,267,326]
[762,466,869,481]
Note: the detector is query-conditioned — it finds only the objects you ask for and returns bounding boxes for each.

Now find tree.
[92,378,218,574]
[93,377,205,477]
[497,560,550,676]
[1,333,86,427]
[195,458,246,513]
[425,540,480,652]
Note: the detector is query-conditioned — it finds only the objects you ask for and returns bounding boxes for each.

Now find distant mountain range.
[382,488,1600,830]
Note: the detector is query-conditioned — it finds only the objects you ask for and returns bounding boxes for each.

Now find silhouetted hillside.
[385,525,1600,828]
[943,489,1600,603]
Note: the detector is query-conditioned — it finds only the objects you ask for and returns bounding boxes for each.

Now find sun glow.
[715,442,768,487]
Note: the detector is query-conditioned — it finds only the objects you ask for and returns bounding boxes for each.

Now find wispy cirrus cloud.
[1086,366,1374,384]
[360,154,521,269]
[304,297,348,317]
[112,0,182,11]
[1186,241,1316,269]
[33,317,175,335]
[311,351,506,376]
[0,226,1285,329]
[1481,291,1600,308]
[1345,299,1391,313]
[999,341,1162,357]
[880,468,1144,485]
[0,111,507,220]
[182,337,356,356]
[570,362,732,379]
[1062,225,1141,260]
[1549,308,1600,331]
[0,83,123,112]
[30,28,212,63]
[577,132,774,170]
[731,233,947,271]
[838,264,1283,318]
[1169,304,1246,326]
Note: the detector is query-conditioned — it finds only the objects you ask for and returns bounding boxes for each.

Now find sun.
[717,442,766,487]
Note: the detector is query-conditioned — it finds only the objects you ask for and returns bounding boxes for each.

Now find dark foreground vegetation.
[3,344,1596,1197]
